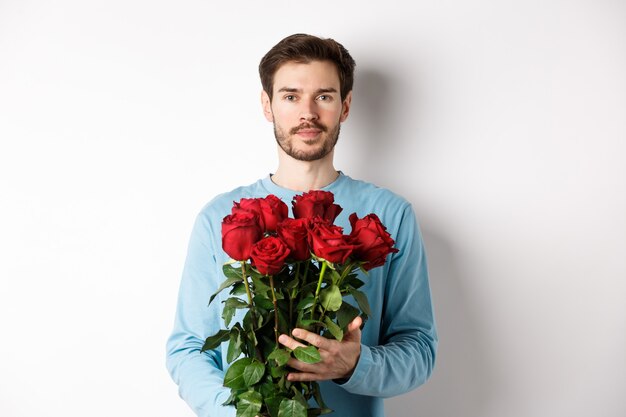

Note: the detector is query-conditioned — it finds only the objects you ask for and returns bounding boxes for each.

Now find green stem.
[289,263,301,336]
[269,275,279,345]
[310,261,328,321]
[241,263,253,306]
[241,263,264,361]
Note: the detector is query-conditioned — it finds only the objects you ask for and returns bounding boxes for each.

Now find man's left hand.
[278,316,362,382]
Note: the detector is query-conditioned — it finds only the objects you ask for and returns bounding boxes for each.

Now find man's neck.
[271,150,339,192]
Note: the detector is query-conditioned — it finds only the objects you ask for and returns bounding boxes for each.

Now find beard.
[273,120,341,162]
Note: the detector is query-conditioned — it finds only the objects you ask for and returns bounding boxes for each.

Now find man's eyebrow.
[276,87,338,94]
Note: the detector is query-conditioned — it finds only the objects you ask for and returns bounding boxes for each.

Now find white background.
[1,1,624,416]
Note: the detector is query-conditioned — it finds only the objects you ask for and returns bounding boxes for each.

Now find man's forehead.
[273,60,340,91]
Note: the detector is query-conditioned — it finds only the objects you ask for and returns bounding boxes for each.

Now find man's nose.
[299,100,319,121]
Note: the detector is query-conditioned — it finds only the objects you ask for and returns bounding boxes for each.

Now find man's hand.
[278,316,363,382]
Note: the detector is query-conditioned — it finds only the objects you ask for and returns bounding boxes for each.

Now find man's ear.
[261,90,273,122]
[339,91,352,122]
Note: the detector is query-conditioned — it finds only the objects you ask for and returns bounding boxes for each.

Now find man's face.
[262,60,352,162]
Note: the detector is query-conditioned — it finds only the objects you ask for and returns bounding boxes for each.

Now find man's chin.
[289,148,330,162]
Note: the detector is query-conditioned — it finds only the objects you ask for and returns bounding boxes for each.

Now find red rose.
[292,190,343,224]
[232,198,263,226]
[277,218,310,261]
[221,211,263,261]
[308,219,354,264]
[250,236,291,276]
[349,213,399,270]
[232,195,288,233]
[259,195,289,233]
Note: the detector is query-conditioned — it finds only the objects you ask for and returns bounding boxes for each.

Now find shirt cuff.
[332,343,372,392]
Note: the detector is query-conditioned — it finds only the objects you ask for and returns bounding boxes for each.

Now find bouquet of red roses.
[202,190,398,417]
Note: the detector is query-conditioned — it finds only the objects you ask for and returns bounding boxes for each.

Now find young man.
[166,34,437,417]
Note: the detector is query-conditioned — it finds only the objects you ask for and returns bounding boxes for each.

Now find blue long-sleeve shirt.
[165,173,437,417]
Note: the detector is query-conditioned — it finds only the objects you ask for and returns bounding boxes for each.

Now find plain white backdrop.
[1,1,624,416]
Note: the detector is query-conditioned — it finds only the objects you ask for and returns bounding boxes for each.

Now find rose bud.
[349,213,399,270]
[308,220,355,264]
[221,211,263,261]
[292,190,343,224]
[250,236,291,276]
[277,218,310,261]
[259,195,289,233]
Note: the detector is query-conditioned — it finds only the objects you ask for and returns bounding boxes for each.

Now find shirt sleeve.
[165,210,236,417]
[338,203,438,397]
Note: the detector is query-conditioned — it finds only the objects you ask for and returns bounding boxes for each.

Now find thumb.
[344,316,362,342]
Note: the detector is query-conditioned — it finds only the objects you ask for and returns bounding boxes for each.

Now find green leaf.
[278,398,307,417]
[336,302,360,330]
[260,375,279,397]
[297,319,324,331]
[296,296,315,310]
[270,365,289,378]
[329,269,342,285]
[230,282,247,297]
[223,357,252,389]
[251,274,271,294]
[248,328,258,347]
[222,306,235,327]
[243,359,265,387]
[285,277,300,290]
[323,317,343,341]
[349,289,371,316]
[254,294,275,310]
[267,348,291,366]
[224,297,249,309]
[209,274,242,305]
[343,275,365,290]
[320,284,342,312]
[221,297,248,327]
[293,345,321,364]
[221,390,237,406]
[290,385,308,408]
[227,329,243,363]
[223,263,244,278]
[236,391,263,417]
[265,395,286,417]
[201,329,230,352]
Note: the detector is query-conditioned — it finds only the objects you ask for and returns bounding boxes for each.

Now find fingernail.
[292,329,302,337]
[278,335,287,343]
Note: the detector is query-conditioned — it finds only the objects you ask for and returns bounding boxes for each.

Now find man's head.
[259,34,356,102]
[259,34,356,162]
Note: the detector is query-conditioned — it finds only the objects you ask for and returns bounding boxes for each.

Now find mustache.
[289,122,327,135]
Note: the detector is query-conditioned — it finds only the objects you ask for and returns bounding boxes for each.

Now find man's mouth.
[295,129,322,140]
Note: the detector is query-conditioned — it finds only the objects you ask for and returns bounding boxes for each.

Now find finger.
[286,371,323,382]
[344,316,362,342]
[347,316,363,332]
[292,328,331,350]
[278,334,306,350]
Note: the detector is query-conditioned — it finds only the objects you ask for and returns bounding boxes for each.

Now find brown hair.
[259,33,356,101]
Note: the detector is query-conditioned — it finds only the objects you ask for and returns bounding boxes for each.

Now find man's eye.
[285,95,297,101]
[317,95,331,101]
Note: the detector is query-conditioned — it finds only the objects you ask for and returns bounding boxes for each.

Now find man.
[166,34,437,417]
